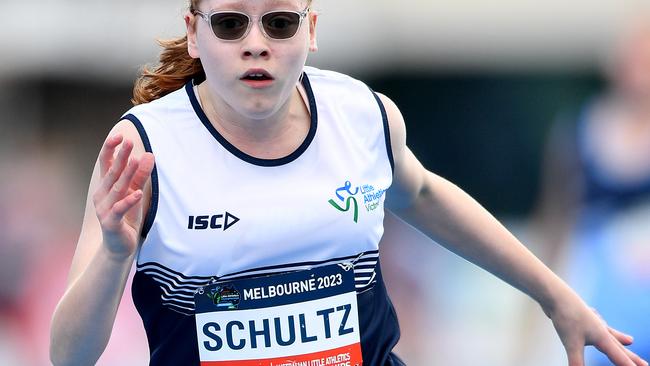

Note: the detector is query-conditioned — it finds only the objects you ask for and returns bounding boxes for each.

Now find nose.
[241,21,270,59]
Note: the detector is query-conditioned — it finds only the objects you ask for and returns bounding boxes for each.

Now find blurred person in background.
[533,17,650,365]
[0,142,149,365]
[49,0,648,365]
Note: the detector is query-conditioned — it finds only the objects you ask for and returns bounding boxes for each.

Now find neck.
[197,83,311,159]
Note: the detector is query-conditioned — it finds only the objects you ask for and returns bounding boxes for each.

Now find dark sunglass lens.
[210,13,249,40]
[261,12,301,39]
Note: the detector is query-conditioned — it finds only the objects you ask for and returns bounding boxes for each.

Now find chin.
[240,100,283,120]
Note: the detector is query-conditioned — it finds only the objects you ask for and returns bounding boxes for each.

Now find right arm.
[50,120,155,366]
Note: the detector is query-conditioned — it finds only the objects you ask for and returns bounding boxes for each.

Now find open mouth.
[242,73,272,81]
[240,70,274,82]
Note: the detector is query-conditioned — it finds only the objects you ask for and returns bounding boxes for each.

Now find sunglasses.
[193,6,310,41]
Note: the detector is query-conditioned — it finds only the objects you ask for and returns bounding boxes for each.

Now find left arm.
[378,93,647,366]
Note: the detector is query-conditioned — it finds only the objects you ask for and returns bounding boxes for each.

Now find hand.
[93,134,155,260]
[548,293,648,366]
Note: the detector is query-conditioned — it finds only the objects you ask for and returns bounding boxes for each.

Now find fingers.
[105,157,140,205]
[96,153,153,213]
[609,327,634,346]
[93,139,154,227]
[130,153,155,191]
[607,327,648,366]
[97,141,133,199]
[109,190,144,221]
[567,344,585,366]
[99,134,124,177]
[95,162,146,230]
[595,335,636,366]
[616,341,647,366]
[623,346,649,366]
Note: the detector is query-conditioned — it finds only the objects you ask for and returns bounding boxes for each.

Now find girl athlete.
[50,0,648,365]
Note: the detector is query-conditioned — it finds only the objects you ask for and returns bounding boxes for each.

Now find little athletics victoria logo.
[328,180,387,223]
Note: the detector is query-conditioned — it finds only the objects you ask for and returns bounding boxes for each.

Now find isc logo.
[188,212,240,231]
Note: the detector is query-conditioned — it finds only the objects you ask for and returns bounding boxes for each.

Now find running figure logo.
[328,181,359,223]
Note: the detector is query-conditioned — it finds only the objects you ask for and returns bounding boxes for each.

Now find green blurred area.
[366,72,602,215]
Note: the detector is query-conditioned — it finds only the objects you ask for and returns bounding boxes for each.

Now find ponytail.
[131,36,205,105]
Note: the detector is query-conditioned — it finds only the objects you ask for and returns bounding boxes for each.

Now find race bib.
[194,263,363,366]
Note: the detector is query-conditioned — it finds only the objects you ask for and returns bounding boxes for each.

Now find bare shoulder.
[376,93,407,156]
[375,92,429,210]
[109,118,147,156]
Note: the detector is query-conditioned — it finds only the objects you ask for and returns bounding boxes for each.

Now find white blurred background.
[1,0,648,79]
[1,1,649,365]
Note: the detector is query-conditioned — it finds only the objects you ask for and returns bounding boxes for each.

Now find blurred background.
[1,0,649,365]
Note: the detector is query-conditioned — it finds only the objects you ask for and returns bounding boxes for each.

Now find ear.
[185,12,200,59]
[308,11,319,52]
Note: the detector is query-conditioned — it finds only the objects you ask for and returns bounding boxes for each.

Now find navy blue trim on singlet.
[371,91,395,175]
[122,113,159,238]
[132,257,403,366]
[215,250,377,279]
[186,72,318,167]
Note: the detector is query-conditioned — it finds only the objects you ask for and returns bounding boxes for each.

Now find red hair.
[132,1,203,105]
